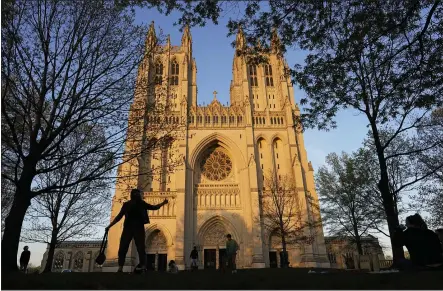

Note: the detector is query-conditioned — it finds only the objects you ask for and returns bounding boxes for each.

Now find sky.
[18,6,382,267]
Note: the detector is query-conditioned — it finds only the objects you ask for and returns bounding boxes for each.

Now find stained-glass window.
[53,252,64,271]
[73,252,84,271]
[200,147,232,181]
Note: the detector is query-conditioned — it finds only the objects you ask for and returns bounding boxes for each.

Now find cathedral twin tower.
[104,22,330,271]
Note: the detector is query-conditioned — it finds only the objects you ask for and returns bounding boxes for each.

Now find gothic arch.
[197,215,240,247]
[73,251,84,271]
[190,133,246,171]
[255,134,268,144]
[52,251,65,271]
[145,223,174,247]
[270,133,287,145]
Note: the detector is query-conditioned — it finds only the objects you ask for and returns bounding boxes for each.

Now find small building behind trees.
[325,235,385,269]
[40,241,103,273]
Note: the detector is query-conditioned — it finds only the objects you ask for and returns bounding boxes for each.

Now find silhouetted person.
[190,246,198,270]
[225,234,239,274]
[168,260,178,274]
[20,246,30,273]
[106,189,168,273]
[398,214,443,269]
[436,229,443,246]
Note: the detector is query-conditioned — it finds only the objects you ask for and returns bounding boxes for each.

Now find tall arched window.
[73,252,84,271]
[155,62,163,85]
[53,252,64,271]
[249,65,258,87]
[171,60,179,86]
[264,64,274,86]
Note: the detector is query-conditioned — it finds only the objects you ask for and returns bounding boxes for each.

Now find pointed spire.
[181,23,192,44]
[236,25,246,51]
[271,27,282,53]
[145,21,157,49]
[166,34,171,49]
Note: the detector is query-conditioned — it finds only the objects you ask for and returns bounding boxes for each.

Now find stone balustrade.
[143,191,177,217]
[379,259,393,269]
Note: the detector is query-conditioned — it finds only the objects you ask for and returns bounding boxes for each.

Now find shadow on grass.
[2,268,443,290]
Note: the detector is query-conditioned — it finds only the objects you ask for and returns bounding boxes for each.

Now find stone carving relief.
[146,231,167,252]
[203,223,227,246]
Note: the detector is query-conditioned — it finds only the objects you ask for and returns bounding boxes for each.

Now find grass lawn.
[2,268,443,290]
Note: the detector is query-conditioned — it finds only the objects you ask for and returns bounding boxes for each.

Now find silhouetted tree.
[1,0,183,271]
[22,123,111,273]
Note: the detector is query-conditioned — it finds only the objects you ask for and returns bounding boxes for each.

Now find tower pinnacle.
[145,21,157,49]
[235,25,246,51]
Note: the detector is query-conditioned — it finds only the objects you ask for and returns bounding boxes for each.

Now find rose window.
[200,147,232,181]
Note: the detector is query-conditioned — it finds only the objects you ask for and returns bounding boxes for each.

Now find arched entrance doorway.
[145,228,169,271]
[197,216,240,270]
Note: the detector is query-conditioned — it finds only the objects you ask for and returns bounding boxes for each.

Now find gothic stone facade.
[101,23,330,272]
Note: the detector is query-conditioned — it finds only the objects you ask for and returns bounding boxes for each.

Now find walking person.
[19,246,31,273]
[106,189,168,273]
[225,234,239,274]
[190,246,199,271]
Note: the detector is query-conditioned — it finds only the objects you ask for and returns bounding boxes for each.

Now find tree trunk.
[354,234,363,256]
[369,122,405,263]
[281,233,289,268]
[1,192,31,272]
[351,215,363,255]
[43,231,58,273]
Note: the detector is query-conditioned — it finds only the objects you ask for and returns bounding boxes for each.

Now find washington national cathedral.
[41,23,331,272]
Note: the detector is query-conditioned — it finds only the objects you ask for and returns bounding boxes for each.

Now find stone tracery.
[200,146,232,181]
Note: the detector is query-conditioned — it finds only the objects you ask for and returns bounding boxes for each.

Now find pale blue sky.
[20,7,377,267]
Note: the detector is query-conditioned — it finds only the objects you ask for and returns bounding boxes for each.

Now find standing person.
[106,189,168,273]
[190,246,199,271]
[19,246,31,273]
[225,234,239,274]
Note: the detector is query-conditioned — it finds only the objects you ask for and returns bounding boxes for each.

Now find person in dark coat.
[397,214,443,269]
[106,189,168,273]
[190,246,199,270]
[20,246,31,273]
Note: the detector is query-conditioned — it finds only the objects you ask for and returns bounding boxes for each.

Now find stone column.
[84,252,92,272]
[67,252,73,270]
[88,251,95,272]
[155,252,159,271]
[216,246,220,269]
[371,254,380,272]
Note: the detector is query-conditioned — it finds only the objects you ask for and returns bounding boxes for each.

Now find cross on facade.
[213,90,218,99]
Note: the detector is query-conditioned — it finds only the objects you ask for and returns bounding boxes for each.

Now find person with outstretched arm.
[106,189,168,273]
